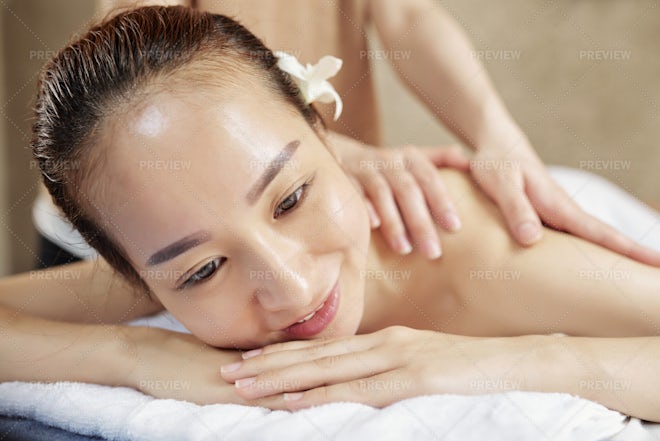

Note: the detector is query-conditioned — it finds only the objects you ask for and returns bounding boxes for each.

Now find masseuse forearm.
[371,0,529,151]
[0,303,130,386]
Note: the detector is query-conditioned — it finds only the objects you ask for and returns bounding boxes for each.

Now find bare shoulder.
[434,169,514,253]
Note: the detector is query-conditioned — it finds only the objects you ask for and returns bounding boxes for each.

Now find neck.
[357,230,416,334]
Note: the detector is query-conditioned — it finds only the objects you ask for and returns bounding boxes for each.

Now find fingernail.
[518,221,541,244]
[220,362,242,373]
[396,236,413,254]
[242,348,262,360]
[367,205,381,228]
[422,239,442,259]
[235,376,257,388]
[444,211,462,231]
[284,392,304,401]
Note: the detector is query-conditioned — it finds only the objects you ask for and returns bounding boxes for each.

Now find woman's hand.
[331,133,470,259]
[220,326,542,410]
[121,326,289,409]
[470,144,660,266]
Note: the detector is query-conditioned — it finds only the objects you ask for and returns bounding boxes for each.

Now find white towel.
[0,383,628,441]
[1,166,659,440]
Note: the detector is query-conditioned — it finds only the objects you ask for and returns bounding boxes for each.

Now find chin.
[332,265,366,338]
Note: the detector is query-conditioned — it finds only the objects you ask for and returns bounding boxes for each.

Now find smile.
[283,280,340,339]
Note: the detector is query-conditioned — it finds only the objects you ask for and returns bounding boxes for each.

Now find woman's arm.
[221,327,660,421]
[0,259,162,324]
[0,262,288,406]
[0,302,129,384]
[0,301,286,407]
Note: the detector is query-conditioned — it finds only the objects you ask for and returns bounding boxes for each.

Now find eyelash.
[177,179,313,290]
[273,179,311,218]
[178,257,224,290]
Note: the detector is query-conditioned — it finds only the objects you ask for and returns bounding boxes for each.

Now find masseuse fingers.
[535,183,660,267]
[364,199,382,229]
[479,169,543,246]
[231,348,399,400]
[386,163,441,259]
[282,369,414,410]
[221,333,379,383]
[360,171,412,254]
[421,145,471,171]
[405,150,462,233]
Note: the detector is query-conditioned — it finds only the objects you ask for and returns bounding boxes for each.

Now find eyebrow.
[246,140,300,205]
[146,230,211,267]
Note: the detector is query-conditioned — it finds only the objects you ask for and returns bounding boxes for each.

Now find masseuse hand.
[330,132,469,259]
[470,144,660,266]
[124,326,289,409]
[220,326,540,410]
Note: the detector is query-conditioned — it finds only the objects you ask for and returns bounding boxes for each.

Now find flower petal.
[274,52,344,120]
[307,55,342,84]
[274,51,309,81]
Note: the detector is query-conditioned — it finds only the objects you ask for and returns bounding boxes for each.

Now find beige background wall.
[0,8,9,275]
[0,0,96,276]
[374,0,660,202]
[1,0,659,275]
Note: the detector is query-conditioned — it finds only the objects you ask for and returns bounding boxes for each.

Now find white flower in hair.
[274,51,343,121]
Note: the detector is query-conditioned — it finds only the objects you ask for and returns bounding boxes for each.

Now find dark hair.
[32,6,323,295]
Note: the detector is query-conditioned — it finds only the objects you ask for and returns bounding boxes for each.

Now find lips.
[282,280,340,339]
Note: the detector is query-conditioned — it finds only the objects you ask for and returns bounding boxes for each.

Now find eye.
[178,257,224,290]
[274,180,311,218]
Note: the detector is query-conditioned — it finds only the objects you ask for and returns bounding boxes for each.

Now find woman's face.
[96,78,371,349]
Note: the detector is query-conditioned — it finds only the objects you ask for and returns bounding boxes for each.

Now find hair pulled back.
[32,6,321,293]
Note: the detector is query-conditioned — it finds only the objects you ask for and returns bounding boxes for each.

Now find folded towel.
[1,166,658,440]
[0,383,627,441]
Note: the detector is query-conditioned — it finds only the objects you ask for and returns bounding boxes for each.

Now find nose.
[245,233,314,312]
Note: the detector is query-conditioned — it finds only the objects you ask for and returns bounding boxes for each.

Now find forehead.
[91,84,312,263]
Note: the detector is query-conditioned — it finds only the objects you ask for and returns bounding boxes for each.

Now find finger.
[484,174,543,246]
[382,163,441,258]
[543,202,660,267]
[222,334,378,382]
[257,339,328,355]
[283,369,413,410]
[233,349,396,400]
[421,146,470,171]
[406,154,462,232]
[361,172,412,255]
[241,392,290,410]
[365,199,381,229]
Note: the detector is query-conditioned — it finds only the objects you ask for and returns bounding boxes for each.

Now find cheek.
[149,289,246,346]
[326,173,370,253]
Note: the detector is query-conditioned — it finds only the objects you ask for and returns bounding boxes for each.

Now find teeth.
[296,302,325,324]
[297,311,316,323]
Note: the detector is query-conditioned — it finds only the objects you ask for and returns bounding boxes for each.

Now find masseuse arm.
[370,0,660,266]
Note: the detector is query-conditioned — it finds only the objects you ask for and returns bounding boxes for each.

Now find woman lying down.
[5,5,660,421]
